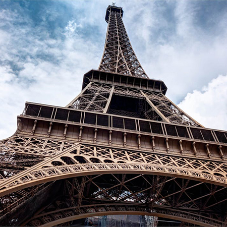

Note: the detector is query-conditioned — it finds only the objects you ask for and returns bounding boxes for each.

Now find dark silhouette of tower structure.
[0,5,227,227]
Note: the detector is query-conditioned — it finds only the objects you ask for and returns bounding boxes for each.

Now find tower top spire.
[100,5,147,78]
[105,5,123,22]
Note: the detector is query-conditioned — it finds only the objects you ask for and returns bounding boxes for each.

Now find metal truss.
[68,82,113,112]
[23,174,226,227]
[67,80,201,126]
[0,183,50,217]
[142,90,201,126]
[0,134,74,159]
[1,142,227,193]
[99,6,148,78]
[0,134,75,220]
[1,140,227,226]
[0,4,226,227]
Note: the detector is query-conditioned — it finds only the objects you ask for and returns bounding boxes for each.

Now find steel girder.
[0,4,226,227]
[68,81,201,127]
[1,138,227,226]
[99,8,148,78]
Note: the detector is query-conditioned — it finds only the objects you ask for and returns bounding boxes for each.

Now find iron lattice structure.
[99,6,148,78]
[1,5,227,227]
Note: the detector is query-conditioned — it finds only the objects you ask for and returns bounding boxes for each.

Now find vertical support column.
[31,120,37,135]
[179,140,183,154]
[151,136,155,151]
[103,85,115,113]
[78,126,83,142]
[94,128,98,143]
[98,8,111,70]
[138,134,141,149]
[206,144,211,158]
[47,122,53,137]
[63,124,68,138]
[165,138,169,153]
[109,130,112,145]
[192,142,197,156]
[115,13,120,73]
[123,132,127,147]
[219,146,224,159]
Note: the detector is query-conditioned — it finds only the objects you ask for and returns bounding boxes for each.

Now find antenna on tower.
[112,2,116,6]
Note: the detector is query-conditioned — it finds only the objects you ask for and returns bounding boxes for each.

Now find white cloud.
[178,75,227,130]
[65,20,82,37]
[124,1,227,103]
[0,66,15,83]
[0,3,101,139]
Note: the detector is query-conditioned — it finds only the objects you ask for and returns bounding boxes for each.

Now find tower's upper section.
[105,5,123,22]
[99,5,148,78]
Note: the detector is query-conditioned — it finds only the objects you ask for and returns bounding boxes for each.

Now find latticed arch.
[11,172,226,227]
[1,4,227,227]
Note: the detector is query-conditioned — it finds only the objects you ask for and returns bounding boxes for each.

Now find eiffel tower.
[1,5,227,227]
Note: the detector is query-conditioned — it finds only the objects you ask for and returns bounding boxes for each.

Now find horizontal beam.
[82,70,167,94]
[21,102,227,146]
[1,161,227,197]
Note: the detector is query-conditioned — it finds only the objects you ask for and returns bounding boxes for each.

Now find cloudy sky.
[0,0,227,139]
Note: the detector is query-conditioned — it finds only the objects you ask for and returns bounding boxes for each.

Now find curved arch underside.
[1,172,226,227]
[1,143,227,226]
[0,162,227,197]
[26,206,222,227]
